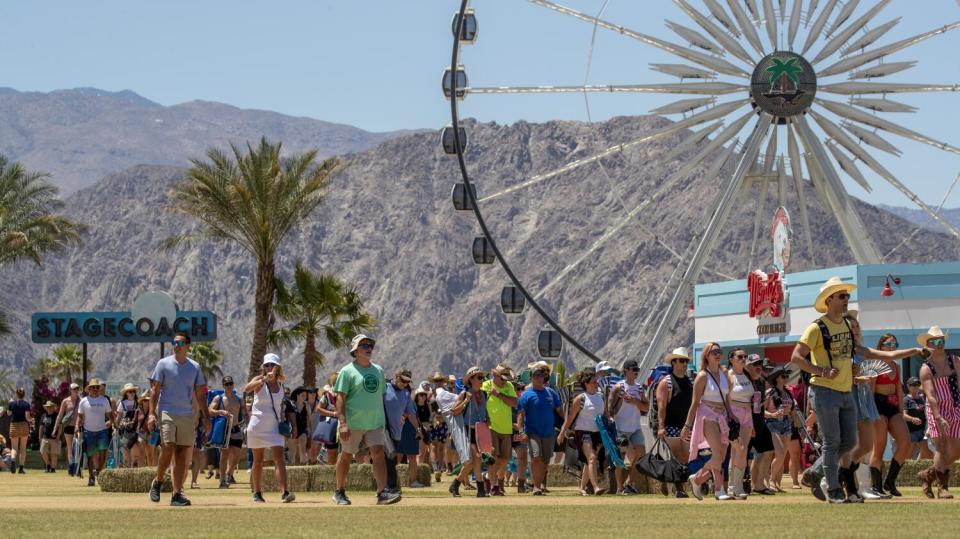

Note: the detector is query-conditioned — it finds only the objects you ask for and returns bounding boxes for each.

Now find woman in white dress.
[243,353,295,504]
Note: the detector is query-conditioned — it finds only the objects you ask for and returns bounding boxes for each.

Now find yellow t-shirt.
[799,316,854,393]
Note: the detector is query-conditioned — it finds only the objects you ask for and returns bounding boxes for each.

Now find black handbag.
[635,438,688,483]
[707,370,740,442]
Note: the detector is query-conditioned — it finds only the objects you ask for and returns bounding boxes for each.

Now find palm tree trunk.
[249,261,276,380]
[303,331,319,388]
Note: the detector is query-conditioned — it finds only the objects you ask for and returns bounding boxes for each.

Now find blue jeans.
[810,385,857,492]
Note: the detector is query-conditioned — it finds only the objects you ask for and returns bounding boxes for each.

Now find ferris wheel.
[444,0,960,373]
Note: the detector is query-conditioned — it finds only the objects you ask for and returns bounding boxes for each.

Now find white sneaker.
[730,486,748,500]
[860,488,883,500]
[715,491,734,500]
[688,474,704,501]
[409,481,426,488]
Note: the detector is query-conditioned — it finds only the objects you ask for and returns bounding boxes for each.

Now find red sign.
[748,270,784,318]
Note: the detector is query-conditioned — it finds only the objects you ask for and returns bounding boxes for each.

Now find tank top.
[665,375,693,428]
[730,373,753,403]
[574,392,603,432]
[702,369,729,403]
[251,382,283,421]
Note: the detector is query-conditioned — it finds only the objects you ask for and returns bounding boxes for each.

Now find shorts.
[617,428,645,448]
[63,426,76,436]
[874,393,900,419]
[84,429,110,457]
[40,438,60,457]
[228,426,243,448]
[122,431,139,450]
[9,421,29,439]
[750,419,774,454]
[160,412,195,447]
[429,423,448,443]
[663,424,683,438]
[511,433,526,449]
[340,427,385,455]
[766,418,792,436]
[195,427,206,449]
[910,429,925,443]
[575,430,602,451]
[491,431,512,459]
[527,434,554,462]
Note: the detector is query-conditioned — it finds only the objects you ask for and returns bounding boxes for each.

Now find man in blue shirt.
[517,365,563,495]
[147,332,209,507]
[383,368,424,492]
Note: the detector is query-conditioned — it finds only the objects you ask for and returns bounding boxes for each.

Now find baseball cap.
[69,383,80,390]
[394,368,412,383]
[746,354,763,365]
[907,377,921,387]
[222,376,235,386]
[262,353,281,367]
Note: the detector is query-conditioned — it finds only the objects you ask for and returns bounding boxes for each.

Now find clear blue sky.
[2,0,959,207]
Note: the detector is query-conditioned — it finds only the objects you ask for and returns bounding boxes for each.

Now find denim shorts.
[766,418,792,436]
[910,429,925,443]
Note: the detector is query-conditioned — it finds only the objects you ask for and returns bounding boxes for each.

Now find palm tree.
[190,342,224,383]
[32,344,90,384]
[165,138,340,379]
[268,263,377,387]
[0,155,83,266]
[0,367,16,397]
[0,310,9,336]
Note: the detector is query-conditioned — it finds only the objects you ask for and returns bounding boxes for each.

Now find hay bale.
[897,459,960,487]
[311,463,432,491]
[98,467,172,493]
[259,465,313,492]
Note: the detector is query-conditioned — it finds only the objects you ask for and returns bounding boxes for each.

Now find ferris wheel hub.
[750,52,818,122]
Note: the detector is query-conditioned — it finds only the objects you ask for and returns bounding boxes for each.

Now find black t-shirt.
[40,411,57,438]
[416,402,431,424]
[9,400,30,422]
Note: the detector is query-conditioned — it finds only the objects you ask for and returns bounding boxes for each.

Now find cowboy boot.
[869,466,887,496]
[936,470,953,499]
[883,460,903,497]
[918,466,936,499]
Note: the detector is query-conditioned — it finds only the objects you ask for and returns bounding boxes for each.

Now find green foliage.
[31,344,91,384]
[190,342,224,382]
[767,57,803,88]
[0,155,84,266]
[0,367,16,397]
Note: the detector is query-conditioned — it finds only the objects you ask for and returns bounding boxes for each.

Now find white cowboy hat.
[917,326,948,348]
[814,276,857,314]
[663,347,690,362]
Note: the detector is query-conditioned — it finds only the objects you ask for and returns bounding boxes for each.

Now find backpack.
[814,317,852,369]
[647,367,681,432]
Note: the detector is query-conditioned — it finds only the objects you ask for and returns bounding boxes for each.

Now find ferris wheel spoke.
[665,21,723,55]
[763,0,779,50]
[841,121,902,156]
[819,21,960,78]
[786,124,815,258]
[816,98,960,156]
[850,97,916,113]
[725,0,766,55]
[748,175,770,270]
[661,121,725,162]
[802,0,839,55]
[821,81,956,94]
[795,116,881,263]
[649,96,718,115]
[788,0,803,50]
[674,0,755,64]
[825,141,872,192]
[841,18,900,56]
[649,64,718,79]
[464,82,746,95]
[884,172,960,261]
[528,0,751,77]
[827,0,861,37]
[808,112,960,240]
[478,99,749,203]
[812,0,891,64]
[702,0,741,37]
[847,61,917,80]
[533,113,752,301]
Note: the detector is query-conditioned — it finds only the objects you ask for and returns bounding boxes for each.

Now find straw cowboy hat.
[430,371,447,383]
[664,347,691,362]
[43,400,57,409]
[918,326,948,348]
[121,383,139,395]
[491,364,514,381]
[86,378,104,390]
[463,366,486,382]
[527,361,552,375]
[814,276,857,313]
[138,391,151,403]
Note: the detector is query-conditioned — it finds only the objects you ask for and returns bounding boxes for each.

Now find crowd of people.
[3,276,960,508]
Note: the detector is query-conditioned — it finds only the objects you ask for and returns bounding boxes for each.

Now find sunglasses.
[734,354,747,359]
[359,343,375,351]
[675,359,690,364]
[882,341,898,348]
[172,340,187,347]
[832,292,850,300]
[709,348,723,356]
[928,338,946,347]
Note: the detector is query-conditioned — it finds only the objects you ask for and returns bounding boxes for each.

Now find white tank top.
[730,373,753,403]
[574,392,603,432]
[702,370,729,403]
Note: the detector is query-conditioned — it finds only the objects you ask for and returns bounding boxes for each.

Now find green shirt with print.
[481,379,517,435]
[334,361,386,430]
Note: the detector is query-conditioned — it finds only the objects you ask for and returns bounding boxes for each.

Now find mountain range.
[0,88,956,388]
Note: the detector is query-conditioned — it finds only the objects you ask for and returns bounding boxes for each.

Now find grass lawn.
[1,469,957,538]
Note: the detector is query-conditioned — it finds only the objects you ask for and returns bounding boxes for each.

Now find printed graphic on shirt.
[827,327,853,361]
[363,372,380,393]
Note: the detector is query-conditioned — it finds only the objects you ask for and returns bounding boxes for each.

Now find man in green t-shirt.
[791,277,921,504]
[482,364,518,496]
[332,334,400,506]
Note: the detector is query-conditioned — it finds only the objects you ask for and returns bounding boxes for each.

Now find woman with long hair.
[243,354,295,503]
[764,367,794,492]
[136,391,154,467]
[304,388,321,464]
[461,367,489,497]
[916,326,960,499]
[655,347,693,498]
[558,370,607,497]
[6,387,32,474]
[115,384,140,468]
[726,349,754,499]
[868,333,912,497]
[54,383,81,475]
[682,343,733,501]
[315,372,340,465]
[844,312,880,501]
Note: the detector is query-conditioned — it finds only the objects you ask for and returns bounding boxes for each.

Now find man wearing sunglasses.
[791,277,922,504]
[332,334,400,506]
[148,332,209,506]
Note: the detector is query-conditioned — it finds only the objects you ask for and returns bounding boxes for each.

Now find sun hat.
[394,368,413,383]
[349,334,376,354]
[121,383,139,395]
[664,347,690,362]
[138,391,151,402]
[918,326,948,348]
[86,378,104,390]
[528,360,552,375]
[766,366,789,384]
[43,400,56,408]
[262,353,281,367]
[414,385,429,397]
[430,371,447,383]
[596,361,615,373]
[814,276,857,313]
[492,364,514,381]
[447,374,456,384]
[463,366,486,382]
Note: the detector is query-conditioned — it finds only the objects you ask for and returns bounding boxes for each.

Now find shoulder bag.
[267,382,292,437]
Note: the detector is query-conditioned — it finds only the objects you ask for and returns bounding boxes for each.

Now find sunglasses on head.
[928,337,946,347]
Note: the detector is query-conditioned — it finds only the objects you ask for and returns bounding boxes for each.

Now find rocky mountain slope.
[877,204,960,234]
[0,87,413,194]
[1,115,955,387]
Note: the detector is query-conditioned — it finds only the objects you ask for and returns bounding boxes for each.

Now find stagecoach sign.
[747,208,792,337]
